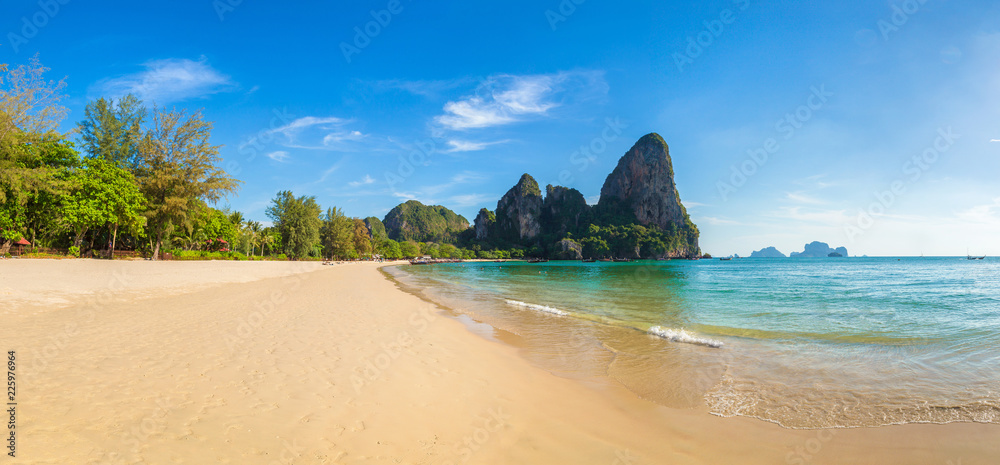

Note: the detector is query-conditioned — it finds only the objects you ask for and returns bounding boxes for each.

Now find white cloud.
[445,139,509,152]
[243,116,366,152]
[92,57,237,103]
[434,70,607,131]
[956,198,1000,225]
[448,193,494,208]
[785,192,827,205]
[348,174,376,187]
[266,151,289,162]
[991,139,1000,142]
[699,216,742,226]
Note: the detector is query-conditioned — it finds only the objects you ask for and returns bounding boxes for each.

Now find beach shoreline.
[1,259,997,464]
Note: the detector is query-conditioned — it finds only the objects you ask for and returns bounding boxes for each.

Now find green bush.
[68,246,80,257]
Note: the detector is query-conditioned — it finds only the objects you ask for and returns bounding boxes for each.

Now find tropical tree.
[136,107,240,259]
[0,56,69,255]
[245,220,263,257]
[77,94,146,171]
[266,190,321,259]
[352,218,372,258]
[319,206,354,259]
[61,156,145,252]
[399,241,420,258]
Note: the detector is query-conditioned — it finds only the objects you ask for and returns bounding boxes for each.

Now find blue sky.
[3,0,999,256]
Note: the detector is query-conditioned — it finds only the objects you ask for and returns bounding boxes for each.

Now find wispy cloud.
[991,139,1000,142]
[434,70,607,131]
[388,171,490,205]
[785,191,827,205]
[243,116,367,152]
[447,193,494,208]
[700,216,742,226]
[266,151,289,162]
[348,174,376,187]
[91,57,237,103]
[373,77,478,98]
[445,139,509,152]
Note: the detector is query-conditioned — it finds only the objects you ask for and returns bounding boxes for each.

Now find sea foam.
[648,326,724,348]
[505,299,568,316]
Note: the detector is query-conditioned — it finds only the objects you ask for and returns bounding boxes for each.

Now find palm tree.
[245,220,262,257]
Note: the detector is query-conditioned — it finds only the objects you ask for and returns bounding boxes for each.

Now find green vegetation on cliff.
[382,200,470,243]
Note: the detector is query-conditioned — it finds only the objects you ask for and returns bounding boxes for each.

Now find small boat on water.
[612,258,631,262]
[409,260,430,265]
[598,258,612,262]
[719,257,732,261]
[967,255,986,260]
[527,258,549,263]
[582,258,596,263]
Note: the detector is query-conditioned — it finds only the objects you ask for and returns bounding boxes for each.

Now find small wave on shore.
[505,299,569,316]
[648,326,724,348]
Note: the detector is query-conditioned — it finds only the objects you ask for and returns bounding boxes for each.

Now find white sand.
[1,259,997,464]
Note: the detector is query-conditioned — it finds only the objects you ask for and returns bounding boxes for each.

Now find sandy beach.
[1,259,997,464]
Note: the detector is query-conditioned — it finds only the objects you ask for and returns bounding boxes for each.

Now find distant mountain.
[382,200,469,243]
[789,241,848,258]
[473,133,700,258]
[750,246,786,258]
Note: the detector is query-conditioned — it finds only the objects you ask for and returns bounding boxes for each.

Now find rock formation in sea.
[750,246,786,258]
[473,208,495,240]
[789,241,849,258]
[540,184,589,236]
[493,173,543,242]
[452,133,700,258]
[595,133,699,257]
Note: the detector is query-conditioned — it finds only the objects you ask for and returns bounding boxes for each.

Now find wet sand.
[1,259,997,464]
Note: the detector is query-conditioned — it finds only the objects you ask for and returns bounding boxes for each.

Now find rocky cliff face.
[599,133,686,228]
[597,133,699,255]
[555,238,583,260]
[494,174,543,242]
[473,208,495,240]
[541,184,590,236]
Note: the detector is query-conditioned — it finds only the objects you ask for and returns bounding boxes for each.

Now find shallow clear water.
[389,257,1000,428]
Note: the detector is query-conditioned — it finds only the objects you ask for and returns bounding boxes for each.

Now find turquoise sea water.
[388,257,1000,428]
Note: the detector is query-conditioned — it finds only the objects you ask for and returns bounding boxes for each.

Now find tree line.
[0,56,407,261]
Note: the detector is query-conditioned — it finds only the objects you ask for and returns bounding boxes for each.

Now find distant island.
[750,242,848,258]
[750,246,786,258]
